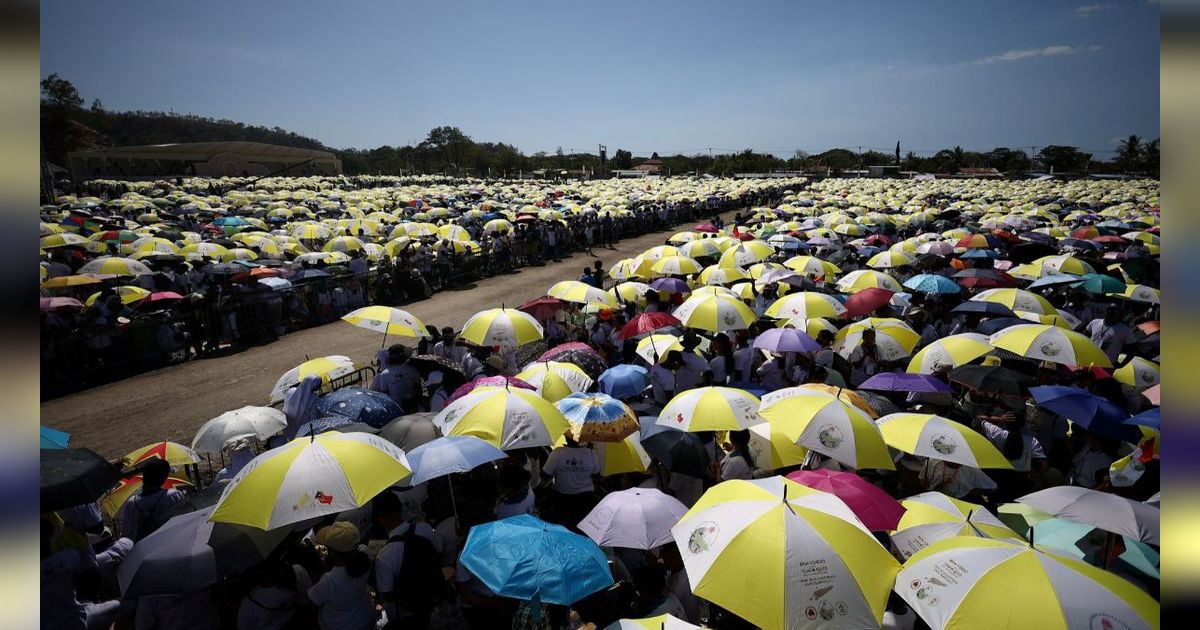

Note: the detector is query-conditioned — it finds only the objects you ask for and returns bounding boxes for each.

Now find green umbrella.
[1072,273,1126,294]
[1032,518,1159,578]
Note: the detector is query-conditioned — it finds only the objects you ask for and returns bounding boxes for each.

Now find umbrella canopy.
[989,324,1112,368]
[672,293,758,332]
[407,354,468,391]
[657,386,761,432]
[1113,357,1159,389]
[948,365,1035,396]
[970,288,1056,316]
[434,386,569,449]
[597,364,651,398]
[269,355,357,403]
[617,312,681,340]
[906,334,993,375]
[210,432,411,530]
[836,269,903,293]
[547,280,619,308]
[191,406,287,452]
[540,342,609,378]
[639,417,712,479]
[834,318,920,362]
[1031,518,1160,578]
[460,514,613,605]
[578,487,688,549]
[449,376,537,403]
[122,441,200,468]
[842,287,896,318]
[764,292,847,319]
[671,477,899,630]
[758,389,893,470]
[518,296,565,321]
[341,306,429,338]
[118,506,290,597]
[752,328,821,353]
[404,435,507,485]
[555,392,640,443]
[902,274,961,294]
[40,426,71,449]
[593,433,653,476]
[747,421,810,470]
[1028,386,1134,440]
[878,413,1013,469]
[634,334,684,364]
[651,255,704,277]
[41,448,122,513]
[604,615,699,630]
[516,361,594,402]
[100,475,192,518]
[1017,487,1159,545]
[890,492,1023,559]
[40,296,84,311]
[378,412,441,451]
[859,373,952,394]
[785,469,906,531]
[459,307,543,349]
[950,301,1016,318]
[315,387,404,428]
[896,537,1158,630]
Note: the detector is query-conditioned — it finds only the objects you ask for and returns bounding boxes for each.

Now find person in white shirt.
[308,522,376,630]
[495,465,536,519]
[542,438,600,525]
[370,345,423,412]
[719,430,755,481]
[119,458,185,541]
[755,353,791,391]
[1085,309,1137,363]
[426,371,451,412]
[649,361,677,405]
[371,492,444,627]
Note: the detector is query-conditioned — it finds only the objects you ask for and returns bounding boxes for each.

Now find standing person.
[371,345,423,413]
[1085,307,1137,364]
[541,434,600,528]
[119,458,185,541]
[720,429,755,481]
[308,522,376,630]
[372,492,444,630]
[975,410,1045,502]
[426,372,451,413]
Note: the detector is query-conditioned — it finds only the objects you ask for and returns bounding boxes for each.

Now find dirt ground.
[42,209,743,459]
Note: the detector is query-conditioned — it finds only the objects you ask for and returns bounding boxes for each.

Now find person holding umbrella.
[371,345,423,413]
[119,458,185,541]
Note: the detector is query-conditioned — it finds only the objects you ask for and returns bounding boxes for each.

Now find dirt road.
[42,210,742,458]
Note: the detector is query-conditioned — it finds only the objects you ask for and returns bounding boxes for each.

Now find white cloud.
[1076,4,1116,18]
[973,45,1101,65]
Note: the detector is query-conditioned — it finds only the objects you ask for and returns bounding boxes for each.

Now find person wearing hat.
[308,522,376,630]
[371,344,423,413]
[426,371,451,412]
[482,353,513,377]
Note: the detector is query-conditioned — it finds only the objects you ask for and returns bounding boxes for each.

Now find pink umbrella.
[40,297,84,311]
[1142,384,1160,406]
[136,291,184,310]
[785,469,906,531]
[693,223,718,233]
[842,287,895,317]
[519,296,565,321]
[448,376,536,403]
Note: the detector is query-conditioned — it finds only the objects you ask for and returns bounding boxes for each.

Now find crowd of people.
[42,176,1160,630]
[40,176,792,397]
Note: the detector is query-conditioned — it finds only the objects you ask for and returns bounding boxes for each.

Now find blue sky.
[41,1,1159,157]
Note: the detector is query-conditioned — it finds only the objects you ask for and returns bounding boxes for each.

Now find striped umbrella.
[434,386,569,449]
[759,388,893,470]
[657,386,761,432]
[988,324,1112,368]
[516,361,595,402]
[876,413,1013,469]
[890,492,1023,559]
[764,292,847,319]
[672,294,758,332]
[459,307,543,349]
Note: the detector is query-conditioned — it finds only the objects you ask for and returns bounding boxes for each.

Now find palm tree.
[951,146,966,170]
[1140,139,1159,177]
[1116,135,1142,173]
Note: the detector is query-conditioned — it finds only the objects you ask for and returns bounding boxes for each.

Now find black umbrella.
[948,365,1035,397]
[41,448,121,513]
[407,354,468,390]
[951,301,1016,318]
[1009,242,1058,264]
[975,317,1029,335]
[539,343,608,379]
[638,416,712,479]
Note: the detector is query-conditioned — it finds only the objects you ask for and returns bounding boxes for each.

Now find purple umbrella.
[858,373,953,394]
[649,277,690,294]
[752,328,821,353]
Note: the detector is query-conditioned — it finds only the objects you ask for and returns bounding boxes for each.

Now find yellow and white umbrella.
[77,256,151,276]
[641,245,683,262]
[866,251,915,269]
[698,265,750,286]
[988,324,1112,368]
[906,333,992,374]
[835,269,902,293]
[718,241,775,268]
[835,318,920,362]
[680,239,723,259]
[459,307,543,349]
[85,286,151,307]
[876,413,1013,469]
[341,306,429,339]
[604,614,698,630]
[593,433,653,476]
[323,236,367,253]
[610,256,654,281]
[672,294,758,332]
[896,537,1159,630]
[610,281,653,304]
[1114,357,1159,389]
[269,355,358,403]
[747,421,810,470]
[889,492,1023,559]
[651,255,704,277]
[40,233,90,248]
[657,386,760,431]
[210,432,411,530]
[516,361,595,402]
[482,218,514,234]
[433,386,569,449]
[221,247,259,262]
[759,388,893,470]
[634,334,685,364]
[970,288,1056,316]
[291,223,332,241]
[1119,284,1160,304]
[783,256,841,279]
[548,280,619,308]
[671,477,899,630]
[1035,254,1096,276]
[777,317,840,339]
[765,292,847,320]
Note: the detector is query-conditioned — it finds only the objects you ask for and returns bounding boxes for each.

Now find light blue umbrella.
[902,273,961,294]
[460,514,613,605]
[405,436,506,485]
[597,364,651,399]
[1032,518,1159,578]
[41,426,71,449]
[1027,273,1081,290]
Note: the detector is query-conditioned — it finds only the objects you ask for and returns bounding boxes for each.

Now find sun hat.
[315,521,360,553]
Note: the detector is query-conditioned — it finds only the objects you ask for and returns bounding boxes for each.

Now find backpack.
[386,528,443,615]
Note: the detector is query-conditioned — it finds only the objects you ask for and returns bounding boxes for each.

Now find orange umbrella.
[99,475,192,517]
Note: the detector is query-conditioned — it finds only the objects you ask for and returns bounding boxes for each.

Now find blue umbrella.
[405,436,506,485]
[959,249,1000,259]
[1027,273,1082,290]
[460,514,613,605]
[1124,408,1159,430]
[316,387,403,428]
[1028,386,1136,441]
[951,301,1016,317]
[555,393,639,443]
[903,273,962,294]
[291,269,332,282]
[597,364,651,398]
[294,415,358,436]
[1031,518,1159,578]
[41,426,71,449]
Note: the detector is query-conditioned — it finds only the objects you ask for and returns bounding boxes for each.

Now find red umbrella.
[519,296,565,320]
[1091,235,1128,245]
[137,291,185,309]
[693,223,718,233]
[990,229,1020,244]
[618,312,680,340]
[842,287,894,317]
[448,376,536,403]
[864,234,892,246]
[785,469,906,531]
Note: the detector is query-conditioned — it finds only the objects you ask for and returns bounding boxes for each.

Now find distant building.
[633,159,663,174]
[868,165,901,178]
[68,141,341,181]
[957,167,1003,178]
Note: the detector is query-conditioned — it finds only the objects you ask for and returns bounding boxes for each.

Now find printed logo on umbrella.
[1038,342,1061,357]
[930,434,958,455]
[687,522,719,554]
[817,424,844,449]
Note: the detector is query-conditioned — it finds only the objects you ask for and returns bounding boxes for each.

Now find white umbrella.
[578,487,688,550]
[191,406,287,452]
[1017,487,1160,545]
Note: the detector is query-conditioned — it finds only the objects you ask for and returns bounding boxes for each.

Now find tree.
[1115,135,1143,174]
[1140,139,1159,177]
[90,98,105,112]
[41,73,83,109]
[612,149,633,169]
[1037,145,1092,174]
[420,126,472,173]
[650,152,659,160]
